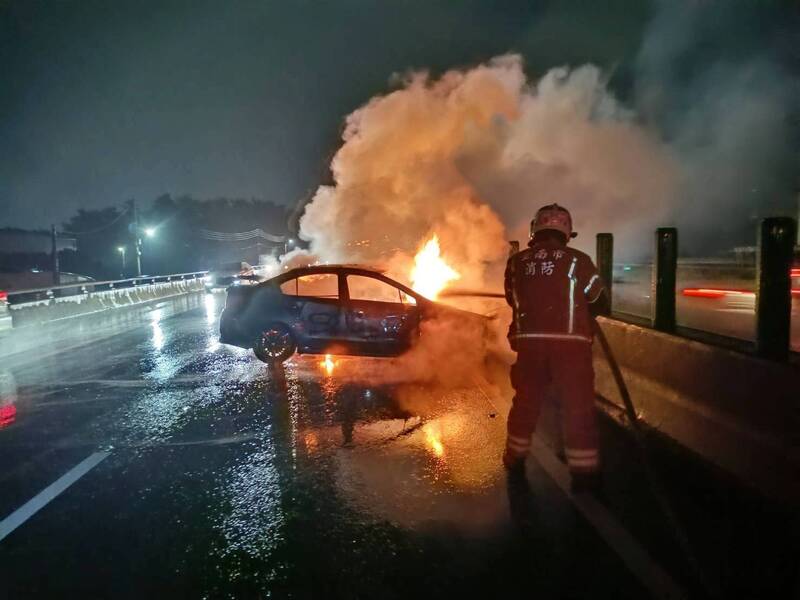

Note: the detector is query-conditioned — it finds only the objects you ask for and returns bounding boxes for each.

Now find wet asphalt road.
[1,293,798,599]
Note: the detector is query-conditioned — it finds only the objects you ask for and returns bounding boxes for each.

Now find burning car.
[219,264,486,364]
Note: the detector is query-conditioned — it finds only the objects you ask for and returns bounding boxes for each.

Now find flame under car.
[219,265,485,364]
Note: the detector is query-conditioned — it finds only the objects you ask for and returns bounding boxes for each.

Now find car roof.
[263,264,424,296]
[255,264,493,320]
[271,264,385,278]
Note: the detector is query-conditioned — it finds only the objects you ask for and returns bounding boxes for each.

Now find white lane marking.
[132,433,259,448]
[0,451,110,542]
[529,436,687,600]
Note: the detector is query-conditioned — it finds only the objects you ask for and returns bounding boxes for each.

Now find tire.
[253,322,296,364]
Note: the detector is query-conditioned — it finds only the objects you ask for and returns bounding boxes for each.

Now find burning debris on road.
[319,353,337,377]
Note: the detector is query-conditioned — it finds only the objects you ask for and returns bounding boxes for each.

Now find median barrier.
[4,273,207,329]
[594,316,798,503]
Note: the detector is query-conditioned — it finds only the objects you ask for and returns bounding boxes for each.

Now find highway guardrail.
[1,271,208,330]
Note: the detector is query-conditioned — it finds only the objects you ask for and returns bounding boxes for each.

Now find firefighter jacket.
[505,240,605,343]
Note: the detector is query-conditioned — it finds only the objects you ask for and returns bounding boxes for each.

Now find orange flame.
[319,354,336,376]
[410,234,460,300]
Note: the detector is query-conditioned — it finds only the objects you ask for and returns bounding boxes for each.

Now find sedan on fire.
[219,265,485,364]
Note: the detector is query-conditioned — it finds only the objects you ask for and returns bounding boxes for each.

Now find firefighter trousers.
[506,338,600,473]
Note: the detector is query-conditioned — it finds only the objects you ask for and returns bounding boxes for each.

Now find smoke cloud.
[298,54,678,291]
[635,2,799,255]
[293,4,799,276]
[271,3,798,387]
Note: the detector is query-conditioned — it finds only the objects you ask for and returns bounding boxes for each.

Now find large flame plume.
[410,234,461,300]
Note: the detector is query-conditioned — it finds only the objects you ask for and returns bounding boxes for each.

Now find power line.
[200,228,286,243]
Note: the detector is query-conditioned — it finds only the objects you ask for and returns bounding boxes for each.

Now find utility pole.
[50,224,60,286]
[128,199,143,277]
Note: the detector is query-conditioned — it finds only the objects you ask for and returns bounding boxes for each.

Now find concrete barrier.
[593,316,798,503]
[6,276,205,328]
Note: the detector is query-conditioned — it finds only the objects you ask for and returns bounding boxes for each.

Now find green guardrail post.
[596,233,613,316]
[756,217,797,361]
[652,227,677,332]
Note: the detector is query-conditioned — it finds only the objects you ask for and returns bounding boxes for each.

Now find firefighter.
[503,203,609,493]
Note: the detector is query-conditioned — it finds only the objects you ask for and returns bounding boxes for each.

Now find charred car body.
[219,265,485,363]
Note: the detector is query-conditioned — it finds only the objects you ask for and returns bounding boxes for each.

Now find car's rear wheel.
[253,323,296,364]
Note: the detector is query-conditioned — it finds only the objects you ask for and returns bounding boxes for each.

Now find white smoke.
[296,54,677,291]
[635,2,800,254]
[273,8,798,385]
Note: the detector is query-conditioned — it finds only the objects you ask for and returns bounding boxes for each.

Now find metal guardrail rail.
[596,222,799,362]
[5,272,208,304]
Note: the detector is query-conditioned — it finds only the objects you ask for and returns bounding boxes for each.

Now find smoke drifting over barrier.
[297,54,678,291]
[635,2,800,254]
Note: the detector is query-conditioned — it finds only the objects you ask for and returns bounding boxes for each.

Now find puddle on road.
[195,357,515,593]
[260,357,511,536]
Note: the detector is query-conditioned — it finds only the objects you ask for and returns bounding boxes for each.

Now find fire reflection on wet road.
[0,293,795,598]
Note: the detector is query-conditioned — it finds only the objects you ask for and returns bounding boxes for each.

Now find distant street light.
[144,227,156,238]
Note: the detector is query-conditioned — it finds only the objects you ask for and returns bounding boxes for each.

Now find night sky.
[1,1,797,230]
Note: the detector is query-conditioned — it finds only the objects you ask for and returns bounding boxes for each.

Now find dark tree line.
[59,195,290,279]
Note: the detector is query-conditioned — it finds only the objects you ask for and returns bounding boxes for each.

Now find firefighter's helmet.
[530,204,577,239]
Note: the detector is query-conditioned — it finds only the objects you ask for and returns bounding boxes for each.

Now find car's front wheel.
[253,323,296,364]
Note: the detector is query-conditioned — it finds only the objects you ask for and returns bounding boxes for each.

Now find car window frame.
[343,272,420,305]
[277,272,343,300]
[265,268,423,305]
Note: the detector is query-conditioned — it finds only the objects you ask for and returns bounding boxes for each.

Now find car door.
[279,273,343,352]
[343,273,420,355]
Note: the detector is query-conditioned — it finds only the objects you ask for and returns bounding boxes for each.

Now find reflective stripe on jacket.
[505,240,605,342]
